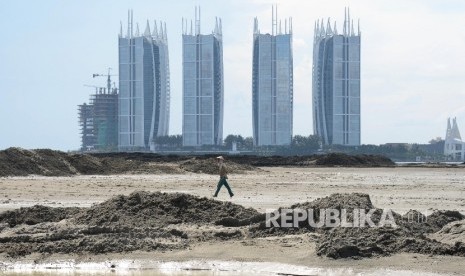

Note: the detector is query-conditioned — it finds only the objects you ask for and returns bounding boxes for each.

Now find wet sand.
[1,167,465,275]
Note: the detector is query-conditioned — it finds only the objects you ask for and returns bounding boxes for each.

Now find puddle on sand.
[0,260,451,276]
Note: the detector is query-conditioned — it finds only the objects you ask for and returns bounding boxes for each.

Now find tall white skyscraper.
[313,8,361,146]
[252,7,293,146]
[182,7,224,146]
[118,10,170,151]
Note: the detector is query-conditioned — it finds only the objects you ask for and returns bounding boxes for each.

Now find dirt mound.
[227,154,393,168]
[0,191,260,257]
[315,153,395,167]
[430,219,465,245]
[399,210,465,235]
[0,148,116,177]
[0,148,395,177]
[0,148,75,176]
[0,223,188,257]
[247,193,465,259]
[0,148,258,177]
[0,205,81,227]
[311,196,465,259]
[179,158,257,175]
[316,226,465,259]
[0,192,464,259]
[230,156,315,167]
[292,193,374,211]
[250,193,376,236]
[74,191,260,227]
[317,209,465,259]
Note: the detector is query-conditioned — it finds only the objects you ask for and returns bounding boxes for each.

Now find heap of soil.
[0,148,256,177]
[308,195,465,259]
[317,208,465,259]
[179,158,257,175]
[316,226,464,259]
[291,193,374,211]
[0,148,395,177]
[0,148,75,176]
[430,219,465,245]
[314,153,395,167]
[0,148,121,176]
[249,193,376,236]
[0,191,260,257]
[0,205,81,227]
[0,192,464,259]
[249,193,465,259]
[227,154,394,167]
[74,191,261,227]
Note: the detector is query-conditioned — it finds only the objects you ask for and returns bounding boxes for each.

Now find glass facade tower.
[312,9,361,146]
[118,11,170,151]
[252,7,293,146]
[182,8,224,146]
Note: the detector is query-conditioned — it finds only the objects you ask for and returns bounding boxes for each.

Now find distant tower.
[118,10,170,151]
[78,103,96,151]
[312,8,361,146]
[182,7,224,146]
[252,6,293,146]
[78,86,118,151]
[444,117,465,160]
[91,89,118,150]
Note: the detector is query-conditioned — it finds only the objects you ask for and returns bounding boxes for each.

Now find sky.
[1,0,465,151]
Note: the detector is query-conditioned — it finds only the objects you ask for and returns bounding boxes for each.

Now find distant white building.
[312,8,361,146]
[118,11,171,151]
[444,117,465,161]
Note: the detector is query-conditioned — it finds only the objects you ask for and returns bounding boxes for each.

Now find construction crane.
[92,68,118,94]
[84,84,107,94]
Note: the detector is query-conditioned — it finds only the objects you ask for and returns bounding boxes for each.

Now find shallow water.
[0,260,451,276]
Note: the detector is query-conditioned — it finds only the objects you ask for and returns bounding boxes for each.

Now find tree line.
[153,134,322,154]
[153,134,445,160]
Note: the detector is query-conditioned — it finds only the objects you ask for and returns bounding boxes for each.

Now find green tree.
[291,135,321,151]
[223,134,244,149]
[243,137,254,150]
[154,135,182,147]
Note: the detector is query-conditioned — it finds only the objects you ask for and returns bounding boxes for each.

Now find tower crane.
[84,84,107,94]
[92,68,118,94]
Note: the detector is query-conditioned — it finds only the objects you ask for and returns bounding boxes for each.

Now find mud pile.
[316,226,465,259]
[0,148,126,176]
[1,192,463,259]
[291,193,375,211]
[0,191,260,257]
[179,158,257,175]
[0,148,395,177]
[0,205,81,227]
[312,198,465,259]
[0,222,188,257]
[74,191,261,227]
[430,219,465,245]
[314,153,395,167]
[0,149,254,177]
[0,148,74,176]
[248,193,465,259]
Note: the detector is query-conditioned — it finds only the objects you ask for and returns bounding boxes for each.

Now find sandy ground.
[1,167,464,214]
[1,167,465,275]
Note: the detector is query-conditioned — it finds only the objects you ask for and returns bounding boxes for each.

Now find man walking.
[213,156,234,198]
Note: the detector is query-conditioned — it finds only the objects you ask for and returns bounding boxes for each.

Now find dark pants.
[214,176,234,197]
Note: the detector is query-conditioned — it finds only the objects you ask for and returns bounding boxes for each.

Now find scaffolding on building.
[78,103,96,151]
[90,87,118,150]
[78,73,118,152]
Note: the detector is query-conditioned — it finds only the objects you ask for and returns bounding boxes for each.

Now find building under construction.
[78,103,96,151]
[78,86,118,151]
